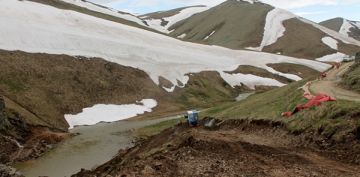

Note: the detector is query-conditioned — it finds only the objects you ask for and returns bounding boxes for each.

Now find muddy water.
[236,92,255,101]
[16,116,181,177]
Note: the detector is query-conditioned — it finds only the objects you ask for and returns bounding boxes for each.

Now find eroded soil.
[74,119,360,177]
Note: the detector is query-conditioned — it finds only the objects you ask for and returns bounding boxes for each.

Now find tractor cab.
[185,110,199,126]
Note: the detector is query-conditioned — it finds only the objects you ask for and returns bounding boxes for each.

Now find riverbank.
[15,116,181,177]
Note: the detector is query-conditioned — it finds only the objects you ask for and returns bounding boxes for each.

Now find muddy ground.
[74,119,360,177]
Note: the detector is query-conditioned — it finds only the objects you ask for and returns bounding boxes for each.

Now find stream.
[15,116,181,177]
[236,92,255,101]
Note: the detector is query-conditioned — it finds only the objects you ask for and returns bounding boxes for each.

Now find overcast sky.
[89,0,360,22]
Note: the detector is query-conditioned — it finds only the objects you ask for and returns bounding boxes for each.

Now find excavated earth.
[74,119,360,177]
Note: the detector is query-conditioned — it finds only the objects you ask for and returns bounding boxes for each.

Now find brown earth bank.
[73,118,360,177]
[0,96,69,177]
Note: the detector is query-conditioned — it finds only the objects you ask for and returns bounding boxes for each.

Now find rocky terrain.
[73,118,360,177]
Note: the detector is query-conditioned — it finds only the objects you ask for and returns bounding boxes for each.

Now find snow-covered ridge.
[65,99,157,129]
[0,0,330,92]
[60,0,146,26]
[142,6,210,33]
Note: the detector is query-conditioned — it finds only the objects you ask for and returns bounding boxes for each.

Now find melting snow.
[0,0,331,91]
[237,0,260,4]
[60,0,146,26]
[204,31,216,40]
[219,72,286,89]
[65,99,158,129]
[248,8,295,51]
[316,52,346,62]
[321,36,338,50]
[143,6,210,33]
[177,33,187,39]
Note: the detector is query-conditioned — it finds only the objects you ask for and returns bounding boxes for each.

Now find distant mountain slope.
[140,5,210,33]
[1,0,329,91]
[156,0,360,60]
[320,18,360,41]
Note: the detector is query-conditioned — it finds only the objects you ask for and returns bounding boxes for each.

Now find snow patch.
[60,0,146,26]
[163,86,176,92]
[339,19,353,37]
[0,0,331,91]
[219,72,285,89]
[65,99,158,129]
[316,52,346,62]
[249,8,295,51]
[237,0,260,4]
[321,36,338,50]
[204,31,216,40]
[143,6,210,33]
[177,33,187,39]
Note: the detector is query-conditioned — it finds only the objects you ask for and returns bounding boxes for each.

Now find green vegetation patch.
[341,62,360,93]
[136,118,181,138]
[204,79,360,141]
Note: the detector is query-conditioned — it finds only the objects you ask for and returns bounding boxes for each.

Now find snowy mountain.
[0,0,329,92]
[151,0,360,61]
[320,18,360,41]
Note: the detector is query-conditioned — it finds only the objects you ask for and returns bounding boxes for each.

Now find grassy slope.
[0,50,242,131]
[136,118,182,138]
[174,71,243,109]
[341,62,360,93]
[168,1,360,59]
[169,0,272,49]
[319,18,343,32]
[203,79,360,141]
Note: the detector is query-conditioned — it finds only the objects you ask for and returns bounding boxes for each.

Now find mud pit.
[74,119,360,177]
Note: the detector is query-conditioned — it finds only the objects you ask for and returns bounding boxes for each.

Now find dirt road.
[74,120,360,177]
[310,62,360,102]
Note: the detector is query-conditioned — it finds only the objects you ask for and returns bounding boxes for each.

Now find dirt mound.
[73,119,360,177]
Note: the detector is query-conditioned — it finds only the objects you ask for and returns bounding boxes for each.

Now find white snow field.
[65,99,158,128]
[60,0,146,26]
[321,36,338,50]
[339,19,360,38]
[248,8,295,51]
[0,0,330,92]
[142,6,210,33]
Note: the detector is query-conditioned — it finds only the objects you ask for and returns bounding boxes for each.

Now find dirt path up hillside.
[310,62,360,102]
